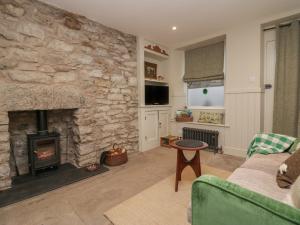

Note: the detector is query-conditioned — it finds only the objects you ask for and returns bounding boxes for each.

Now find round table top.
[170,139,208,151]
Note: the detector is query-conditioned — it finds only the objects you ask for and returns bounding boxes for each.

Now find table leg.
[175,149,201,192]
[190,151,201,177]
[175,149,182,192]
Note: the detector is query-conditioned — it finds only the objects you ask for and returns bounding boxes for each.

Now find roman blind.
[183,41,225,82]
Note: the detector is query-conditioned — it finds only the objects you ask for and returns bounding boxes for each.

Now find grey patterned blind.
[183,41,224,82]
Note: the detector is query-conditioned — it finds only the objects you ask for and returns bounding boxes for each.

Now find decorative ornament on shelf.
[144,61,157,79]
[198,111,224,124]
[175,106,193,122]
[144,44,169,56]
[157,75,165,81]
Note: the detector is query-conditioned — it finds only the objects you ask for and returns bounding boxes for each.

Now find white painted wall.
[223,21,262,157]
[168,50,186,118]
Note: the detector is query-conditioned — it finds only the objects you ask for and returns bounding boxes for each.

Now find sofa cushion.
[277,149,300,188]
[228,168,291,205]
[288,138,300,154]
[240,153,290,176]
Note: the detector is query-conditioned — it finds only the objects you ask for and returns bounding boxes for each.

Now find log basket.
[105,143,128,166]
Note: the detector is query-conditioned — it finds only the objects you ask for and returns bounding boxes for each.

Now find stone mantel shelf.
[0,84,84,112]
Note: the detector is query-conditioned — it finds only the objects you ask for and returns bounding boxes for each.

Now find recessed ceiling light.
[172,26,177,31]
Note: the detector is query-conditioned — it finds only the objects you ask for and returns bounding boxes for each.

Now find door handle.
[264,84,272,89]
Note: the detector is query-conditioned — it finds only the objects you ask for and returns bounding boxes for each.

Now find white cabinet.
[159,110,169,137]
[143,111,159,150]
[140,107,170,151]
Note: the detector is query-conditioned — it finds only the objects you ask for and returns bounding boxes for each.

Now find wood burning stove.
[27,110,60,175]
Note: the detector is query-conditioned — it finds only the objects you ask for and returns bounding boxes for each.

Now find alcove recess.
[137,38,170,107]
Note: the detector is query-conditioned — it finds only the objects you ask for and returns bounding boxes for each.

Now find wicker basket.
[105,144,128,166]
[175,116,193,122]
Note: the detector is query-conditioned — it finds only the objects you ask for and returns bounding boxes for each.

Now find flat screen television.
[145,85,169,105]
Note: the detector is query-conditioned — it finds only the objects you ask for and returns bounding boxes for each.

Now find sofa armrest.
[192,175,300,225]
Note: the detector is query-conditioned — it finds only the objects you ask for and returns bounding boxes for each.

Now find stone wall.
[0,0,138,190]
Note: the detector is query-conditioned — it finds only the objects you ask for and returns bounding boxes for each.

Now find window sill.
[187,106,225,110]
[171,120,229,128]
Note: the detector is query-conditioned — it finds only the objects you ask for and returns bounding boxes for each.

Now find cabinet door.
[159,110,169,138]
[143,111,159,150]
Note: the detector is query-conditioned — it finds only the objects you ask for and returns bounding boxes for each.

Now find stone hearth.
[0,0,138,190]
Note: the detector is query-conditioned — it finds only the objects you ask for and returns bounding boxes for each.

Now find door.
[159,110,169,137]
[143,111,159,151]
[263,30,276,133]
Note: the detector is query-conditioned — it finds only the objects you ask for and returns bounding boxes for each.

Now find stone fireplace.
[0,0,138,190]
[9,109,77,176]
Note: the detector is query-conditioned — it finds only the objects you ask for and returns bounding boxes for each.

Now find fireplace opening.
[8,109,76,177]
[27,110,60,175]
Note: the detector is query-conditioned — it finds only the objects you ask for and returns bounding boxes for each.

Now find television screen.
[145,85,169,105]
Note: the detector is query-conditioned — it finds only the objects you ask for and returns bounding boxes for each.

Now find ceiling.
[41,0,300,47]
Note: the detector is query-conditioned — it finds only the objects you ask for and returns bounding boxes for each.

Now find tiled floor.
[0,147,245,225]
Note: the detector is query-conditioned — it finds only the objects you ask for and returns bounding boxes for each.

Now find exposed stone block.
[0,125,8,132]
[108,94,124,101]
[48,40,74,52]
[17,22,45,39]
[0,142,9,153]
[53,72,77,83]
[70,53,93,65]
[0,112,8,125]
[2,4,25,17]
[88,69,104,78]
[0,24,22,41]
[8,48,39,62]
[0,163,10,177]
[8,71,52,83]
[128,77,137,86]
[76,143,95,156]
[64,16,82,30]
[0,152,10,164]
[0,132,9,143]
[102,123,122,131]
[0,177,11,191]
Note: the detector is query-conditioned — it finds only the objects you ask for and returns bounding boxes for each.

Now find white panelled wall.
[224,91,262,156]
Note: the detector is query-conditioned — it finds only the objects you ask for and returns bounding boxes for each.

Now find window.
[183,38,225,108]
[187,80,224,108]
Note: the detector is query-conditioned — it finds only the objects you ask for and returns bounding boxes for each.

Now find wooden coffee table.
[170,139,208,192]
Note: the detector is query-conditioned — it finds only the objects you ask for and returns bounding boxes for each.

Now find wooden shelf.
[145,78,168,84]
[144,48,169,61]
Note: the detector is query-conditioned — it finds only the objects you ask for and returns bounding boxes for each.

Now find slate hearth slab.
[0,163,109,208]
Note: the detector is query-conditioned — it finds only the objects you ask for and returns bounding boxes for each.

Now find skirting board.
[223,146,247,158]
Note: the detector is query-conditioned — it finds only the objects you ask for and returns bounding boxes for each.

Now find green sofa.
[191,153,300,225]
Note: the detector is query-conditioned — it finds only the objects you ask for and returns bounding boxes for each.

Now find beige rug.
[104,165,231,225]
